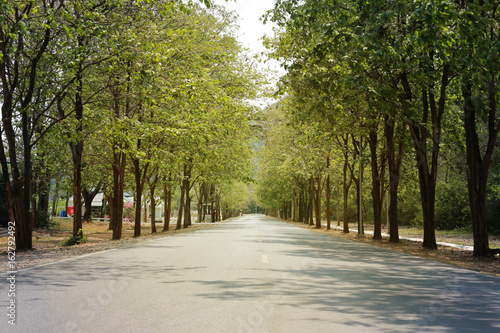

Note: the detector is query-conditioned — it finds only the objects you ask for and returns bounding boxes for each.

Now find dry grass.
[285,221,500,277]
[0,219,217,272]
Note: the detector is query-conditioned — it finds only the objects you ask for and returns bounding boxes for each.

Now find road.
[2,214,500,332]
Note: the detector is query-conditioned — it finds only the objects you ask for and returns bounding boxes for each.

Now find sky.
[212,0,284,106]
[213,0,277,55]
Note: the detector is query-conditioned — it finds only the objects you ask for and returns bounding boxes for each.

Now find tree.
[457,0,500,256]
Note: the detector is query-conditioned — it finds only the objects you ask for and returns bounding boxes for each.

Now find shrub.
[123,202,135,223]
[61,229,87,246]
[38,210,59,229]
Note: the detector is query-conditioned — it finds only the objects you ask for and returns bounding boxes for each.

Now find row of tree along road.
[1,1,265,249]
[256,0,500,257]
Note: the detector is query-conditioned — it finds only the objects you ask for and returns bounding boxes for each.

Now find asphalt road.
[2,214,500,333]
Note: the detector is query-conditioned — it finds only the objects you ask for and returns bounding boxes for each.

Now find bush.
[61,229,87,246]
[123,202,135,223]
[435,176,470,230]
[38,210,59,229]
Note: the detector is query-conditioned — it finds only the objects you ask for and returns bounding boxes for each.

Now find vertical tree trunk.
[326,156,331,230]
[343,151,350,233]
[70,57,85,238]
[111,149,126,240]
[52,184,59,218]
[176,182,185,230]
[82,186,101,223]
[31,170,38,228]
[150,182,157,233]
[134,158,142,238]
[315,177,322,229]
[385,118,403,243]
[336,179,341,227]
[82,189,93,223]
[22,110,33,246]
[309,178,314,226]
[164,175,172,231]
[408,68,450,250]
[183,160,193,228]
[0,135,15,222]
[198,184,204,223]
[369,130,383,240]
[358,136,364,236]
[101,193,107,219]
[463,82,499,256]
[411,88,438,248]
[184,191,191,228]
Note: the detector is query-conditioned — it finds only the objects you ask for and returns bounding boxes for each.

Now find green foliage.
[37,211,59,230]
[434,176,470,230]
[60,229,87,246]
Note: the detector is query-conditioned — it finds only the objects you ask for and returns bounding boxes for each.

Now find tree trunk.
[134,158,142,238]
[183,159,193,228]
[101,193,107,219]
[0,23,51,250]
[31,169,38,228]
[176,182,185,230]
[326,156,331,230]
[463,82,500,256]
[369,130,383,240]
[309,178,314,226]
[198,184,204,223]
[70,63,85,238]
[151,184,156,234]
[163,176,172,232]
[315,177,322,229]
[385,118,403,243]
[22,110,33,248]
[0,135,15,222]
[52,185,59,218]
[408,65,450,250]
[184,191,191,228]
[82,186,101,223]
[111,148,126,240]
[336,179,341,227]
[343,151,350,233]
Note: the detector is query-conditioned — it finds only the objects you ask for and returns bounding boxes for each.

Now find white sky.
[212,0,284,106]
[213,0,276,54]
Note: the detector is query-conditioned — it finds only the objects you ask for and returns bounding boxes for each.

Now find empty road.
[2,214,500,332]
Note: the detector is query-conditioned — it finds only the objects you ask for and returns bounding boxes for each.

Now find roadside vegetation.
[0,0,264,250]
[257,0,500,258]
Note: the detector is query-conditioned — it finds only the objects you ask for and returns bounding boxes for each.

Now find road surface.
[2,214,500,332]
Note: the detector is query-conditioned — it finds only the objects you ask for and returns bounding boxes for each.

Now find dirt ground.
[285,221,500,277]
[0,220,217,272]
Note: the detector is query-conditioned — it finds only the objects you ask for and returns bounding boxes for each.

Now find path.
[1,215,499,332]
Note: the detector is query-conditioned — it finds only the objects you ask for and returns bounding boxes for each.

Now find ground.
[0,219,216,272]
[1,217,499,277]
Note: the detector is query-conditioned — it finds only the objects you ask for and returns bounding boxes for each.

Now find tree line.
[1,0,262,250]
[257,0,500,257]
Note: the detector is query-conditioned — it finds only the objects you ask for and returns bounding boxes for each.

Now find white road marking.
[261,254,269,264]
